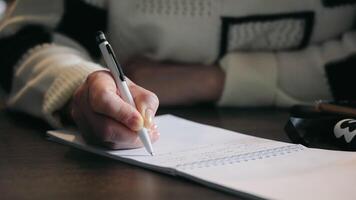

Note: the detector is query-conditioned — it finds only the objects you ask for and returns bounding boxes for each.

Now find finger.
[87,70,116,92]
[72,83,102,143]
[149,123,160,143]
[127,79,159,128]
[76,96,160,150]
[107,125,160,149]
[87,72,144,131]
[72,77,160,150]
[92,115,142,149]
[98,121,160,150]
[80,89,143,149]
[72,106,99,144]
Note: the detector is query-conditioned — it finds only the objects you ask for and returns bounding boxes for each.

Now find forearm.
[125,58,225,105]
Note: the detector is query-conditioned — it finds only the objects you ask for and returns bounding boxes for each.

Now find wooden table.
[0,107,290,200]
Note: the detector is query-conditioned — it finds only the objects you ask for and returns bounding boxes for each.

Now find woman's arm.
[124,58,225,106]
[3,0,159,149]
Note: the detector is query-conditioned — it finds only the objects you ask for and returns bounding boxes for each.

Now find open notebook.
[47,115,356,200]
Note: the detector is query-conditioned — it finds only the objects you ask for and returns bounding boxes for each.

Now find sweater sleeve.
[6,44,103,127]
[218,30,356,107]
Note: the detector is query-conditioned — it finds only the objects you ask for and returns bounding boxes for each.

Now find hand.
[125,58,225,106]
[70,70,160,149]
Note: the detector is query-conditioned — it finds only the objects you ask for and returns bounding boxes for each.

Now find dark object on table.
[285,101,356,151]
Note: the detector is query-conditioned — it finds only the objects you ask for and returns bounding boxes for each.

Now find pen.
[315,101,356,118]
[96,31,154,156]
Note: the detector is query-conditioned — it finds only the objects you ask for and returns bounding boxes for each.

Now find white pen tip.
[150,151,154,156]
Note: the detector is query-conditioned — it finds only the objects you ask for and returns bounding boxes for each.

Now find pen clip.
[106,44,125,81]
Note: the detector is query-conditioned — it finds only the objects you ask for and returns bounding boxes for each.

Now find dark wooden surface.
[0,107,291,200]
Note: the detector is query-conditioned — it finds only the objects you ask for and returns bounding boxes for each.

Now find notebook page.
[184,147,356,200]
[47,115,356,200]
[125,115,303,169]
[48,115,300,169]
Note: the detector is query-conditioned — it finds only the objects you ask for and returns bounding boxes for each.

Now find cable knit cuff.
[7,44,103,127]
[43,61,102,127]
[218,52,278,106]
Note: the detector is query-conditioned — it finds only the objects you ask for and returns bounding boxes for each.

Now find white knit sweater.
[3,0,356,126]
[108,0,356,106]
[7,42,102,127]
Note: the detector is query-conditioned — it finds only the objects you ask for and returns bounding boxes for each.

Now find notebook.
[47,115,356,200]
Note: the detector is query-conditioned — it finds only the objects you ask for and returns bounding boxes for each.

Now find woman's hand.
[125,58,225,106]
[70,70,160,149]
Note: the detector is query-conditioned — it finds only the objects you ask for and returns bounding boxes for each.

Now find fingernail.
[128,115,143,131]
[144,108,154,128]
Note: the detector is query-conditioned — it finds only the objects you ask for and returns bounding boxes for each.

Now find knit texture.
[42,62,102,127]
[4,0,356,111]
[218,52,278,106]
[135,0,214,17]
[226,19,305,51]
[7,44,103,127]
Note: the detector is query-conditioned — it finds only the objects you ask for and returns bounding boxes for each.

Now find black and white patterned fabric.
[219,12,314,57]
[322,0,356,7]
[56,0,107,58]
[0,0,107,92]
[0,25,52,92]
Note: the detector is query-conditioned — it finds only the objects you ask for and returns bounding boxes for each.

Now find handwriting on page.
[142,139,305,170]
[175,145,304,170]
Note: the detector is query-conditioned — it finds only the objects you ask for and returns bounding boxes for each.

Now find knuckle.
[89,88,112,110]
[141,91,159,108]
[117,104,134,123]
[86,71,102,84]
[128,111,140,122]
[126,111,142,130]
[150,92,159,107]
